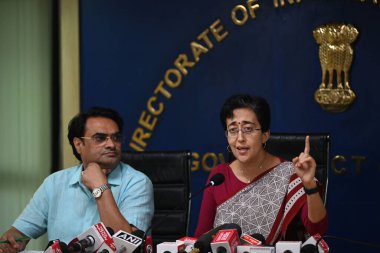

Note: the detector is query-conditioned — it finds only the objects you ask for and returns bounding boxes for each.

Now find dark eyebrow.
[92,132,121,136]
[92,133,107,136]
[227,121,256,128]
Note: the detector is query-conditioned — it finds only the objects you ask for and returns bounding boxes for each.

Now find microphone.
[156,242,186,253]
[237,233,274,253]
[301,244,318,253]
[301,234,329,253]
[176,236,197,253]
[251,234,265,245]
[210,229,240,253]
[190,173,225,199]
[131,230,149,253]
[97,227,118,253]
[275,241,301,253]
[44,240,69,253]
[240,233,265,246]
[97,227,117,253]
[70,236,95,252]
[206,173,225,187]
[191,223,242,253]
[67,222,116,253]
[237,244,274,253]
[112,229,143,253]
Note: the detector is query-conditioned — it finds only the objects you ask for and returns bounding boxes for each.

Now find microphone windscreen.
[210,173,225,186]
[301,244,318,253]
[106,227,115,236]
[132,229,145,239]
[195,223,242,253]
[58,242,69,253]
[219,223,242,237]
[250,233,265,244]
[44,240,55,250]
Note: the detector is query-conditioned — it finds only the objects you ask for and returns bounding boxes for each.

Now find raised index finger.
[304,135,310,155]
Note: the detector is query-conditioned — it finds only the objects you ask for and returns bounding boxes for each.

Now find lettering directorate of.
[129,0,259,151]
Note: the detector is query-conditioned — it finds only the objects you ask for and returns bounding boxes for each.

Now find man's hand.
[81,162,108,190]
[0,227,29,253]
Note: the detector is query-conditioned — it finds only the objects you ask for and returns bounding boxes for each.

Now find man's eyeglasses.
[80,133,124,145]
[225,126,261,138]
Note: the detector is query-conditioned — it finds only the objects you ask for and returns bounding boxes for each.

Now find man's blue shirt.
[12,162,154,243]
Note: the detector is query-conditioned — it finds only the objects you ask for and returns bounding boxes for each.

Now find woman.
[194,94,327,245]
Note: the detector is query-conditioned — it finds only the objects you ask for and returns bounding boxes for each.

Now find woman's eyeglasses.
[225,126,261,138]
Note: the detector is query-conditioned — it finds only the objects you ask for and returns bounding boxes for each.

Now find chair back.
[121,151,192,246]
[266,133,330,203]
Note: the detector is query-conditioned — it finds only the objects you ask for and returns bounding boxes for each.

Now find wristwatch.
[303,185,319,195]
[92,183,111,198]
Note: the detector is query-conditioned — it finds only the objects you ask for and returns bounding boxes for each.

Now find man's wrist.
[92,183,111,198]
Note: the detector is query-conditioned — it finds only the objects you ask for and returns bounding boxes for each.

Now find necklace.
[246,152,267,183]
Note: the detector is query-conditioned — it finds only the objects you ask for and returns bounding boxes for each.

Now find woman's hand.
[292,135,317,187]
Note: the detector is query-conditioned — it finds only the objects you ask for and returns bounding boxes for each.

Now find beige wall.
[60,0,80,169]
[0,0,52,250]
[0,0,80,250]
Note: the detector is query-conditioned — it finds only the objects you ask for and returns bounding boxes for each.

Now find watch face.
[92,188,102,198]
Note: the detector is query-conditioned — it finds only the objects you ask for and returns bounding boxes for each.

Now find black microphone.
[207,173,225,187]
[107,227,115,236]
[191,223,242,253]
[67,223,116,253]
[250,233,265,245]
[132,229,145,253]
[301,244,318,253]
[188,173,225,204]
[44,240,57,251]
[69,235,95,252]
[132,229,145,240]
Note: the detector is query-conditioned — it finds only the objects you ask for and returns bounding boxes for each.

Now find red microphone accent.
[240,234,262,246]
[144,236,153,253]
[210,229,240,253]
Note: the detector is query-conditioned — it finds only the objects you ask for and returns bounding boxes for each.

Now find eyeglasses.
[225,126,261,138]
[80,133,124,145]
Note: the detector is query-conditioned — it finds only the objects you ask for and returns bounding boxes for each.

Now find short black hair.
[220,94,271,132]
[67,107,124,161]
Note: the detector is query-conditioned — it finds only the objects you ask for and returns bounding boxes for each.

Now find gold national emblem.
[313,23,359,112]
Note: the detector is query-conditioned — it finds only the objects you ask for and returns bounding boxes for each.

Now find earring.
[227,145,232,152]
[263,142,267,149]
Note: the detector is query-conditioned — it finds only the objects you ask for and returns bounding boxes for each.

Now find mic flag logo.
[95,223,117,251]
[115,232,143,245]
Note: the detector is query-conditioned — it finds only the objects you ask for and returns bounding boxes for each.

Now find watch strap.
[92,183,111,198]
[303,185,319,195]
[98,183,111,192]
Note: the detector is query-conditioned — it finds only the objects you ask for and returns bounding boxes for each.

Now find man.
[0,107,154,252]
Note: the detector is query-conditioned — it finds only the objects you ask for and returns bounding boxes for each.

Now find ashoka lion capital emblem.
[313,23,359,112]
